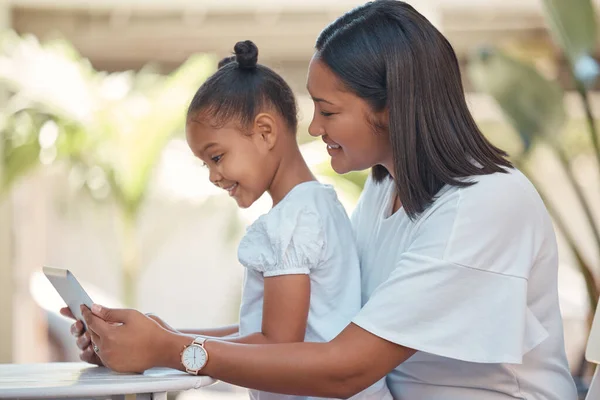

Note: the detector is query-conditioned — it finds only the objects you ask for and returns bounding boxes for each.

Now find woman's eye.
[211,155,223,163]
[320,111,335,117]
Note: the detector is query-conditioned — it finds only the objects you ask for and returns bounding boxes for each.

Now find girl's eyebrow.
[201,142,218,155]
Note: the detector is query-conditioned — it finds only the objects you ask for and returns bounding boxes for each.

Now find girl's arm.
[179,325,239,338]
[176,272,310,341]
[146,313,239,338]
[220,274,310,344]
[152,273,309,343]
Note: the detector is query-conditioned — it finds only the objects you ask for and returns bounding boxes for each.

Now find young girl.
[64,40,391,399]
[73,1,577,399]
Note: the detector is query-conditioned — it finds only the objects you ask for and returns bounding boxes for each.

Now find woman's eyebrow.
[311,96,335,105]
[306,85,336,106]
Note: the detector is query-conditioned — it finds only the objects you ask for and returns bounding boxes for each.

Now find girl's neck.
[268,148,316,207]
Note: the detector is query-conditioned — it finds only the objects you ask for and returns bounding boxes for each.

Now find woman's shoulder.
[424,167,543,221]
[452,167,545,221]
[415,167,551,277]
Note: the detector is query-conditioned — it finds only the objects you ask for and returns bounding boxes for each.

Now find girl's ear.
[253,113,278,150]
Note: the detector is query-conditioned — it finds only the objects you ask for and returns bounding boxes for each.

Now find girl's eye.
[211,154,223,163]
[320,111,335,117]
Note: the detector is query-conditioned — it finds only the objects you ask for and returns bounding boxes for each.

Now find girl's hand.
[59,307,104,366]
[146,313,178,333]
[80,304,172,373]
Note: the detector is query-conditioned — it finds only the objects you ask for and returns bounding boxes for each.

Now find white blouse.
[351,168,577,400]
[238,181,391,400]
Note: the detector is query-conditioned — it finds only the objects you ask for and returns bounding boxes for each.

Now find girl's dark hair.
[187,40,298,133]
[316,0,512,219]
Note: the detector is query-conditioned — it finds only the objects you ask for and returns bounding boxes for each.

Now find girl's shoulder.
[237,182,337,275]
[269,180,348,223]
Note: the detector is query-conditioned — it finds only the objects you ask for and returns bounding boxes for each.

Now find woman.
[66,1,577,398]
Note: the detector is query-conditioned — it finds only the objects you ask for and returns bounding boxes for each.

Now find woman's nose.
[308,118,324,137]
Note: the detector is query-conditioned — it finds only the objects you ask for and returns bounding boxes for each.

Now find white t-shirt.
[238,181,391,400]
[351,168,577,400]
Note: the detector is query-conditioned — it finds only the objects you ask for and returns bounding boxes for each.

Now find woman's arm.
[82,305,415,398]
[162,323,415,399]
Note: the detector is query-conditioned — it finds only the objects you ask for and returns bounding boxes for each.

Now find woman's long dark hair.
[316,0,512,219]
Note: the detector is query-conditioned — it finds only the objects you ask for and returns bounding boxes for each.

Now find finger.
[70,320,85,337]
[81,341,104,366]
[88,328,101,346]
[91,304,130,324]
[81,305,109,337]
[76,332,91,351]
[60,307,75,320]
[80,346,101,365]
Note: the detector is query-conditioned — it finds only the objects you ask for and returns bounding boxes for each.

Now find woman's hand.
[80,304,173,373]
[59,307,104,366]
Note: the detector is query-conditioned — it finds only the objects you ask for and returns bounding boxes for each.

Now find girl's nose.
[209,168,223,186]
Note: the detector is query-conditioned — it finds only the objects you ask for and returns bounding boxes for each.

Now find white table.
[0,362,215,400]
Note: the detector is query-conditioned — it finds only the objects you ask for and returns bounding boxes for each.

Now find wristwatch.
[181,337,209,375]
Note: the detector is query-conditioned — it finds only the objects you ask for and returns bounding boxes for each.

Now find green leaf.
[467,48,566,152]
[541,0,597,65]
[98,54,216,214]
[315,162,368,201]
[1,139,40,194]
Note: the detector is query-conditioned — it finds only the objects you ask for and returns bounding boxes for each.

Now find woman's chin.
[330,157,360,175]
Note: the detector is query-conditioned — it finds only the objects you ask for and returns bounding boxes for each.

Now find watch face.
[182,345,207,371]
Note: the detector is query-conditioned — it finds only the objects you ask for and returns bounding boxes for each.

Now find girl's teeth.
[327,144,341,149]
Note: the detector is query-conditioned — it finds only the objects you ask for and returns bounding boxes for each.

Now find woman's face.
[306,56,391,174]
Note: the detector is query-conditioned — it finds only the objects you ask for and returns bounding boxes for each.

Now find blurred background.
[1,0,600,398]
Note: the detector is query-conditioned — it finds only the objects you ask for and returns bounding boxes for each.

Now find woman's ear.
[372,106,390,135]
[253,113,278,150]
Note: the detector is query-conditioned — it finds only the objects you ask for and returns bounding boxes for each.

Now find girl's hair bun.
[233,40,258,70]
[217,55,236,69]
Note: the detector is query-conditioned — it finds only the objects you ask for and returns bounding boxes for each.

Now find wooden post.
[0,1,13,364]
[11,173,50,363]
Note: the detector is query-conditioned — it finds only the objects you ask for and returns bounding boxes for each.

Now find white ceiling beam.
[7,0,365,12]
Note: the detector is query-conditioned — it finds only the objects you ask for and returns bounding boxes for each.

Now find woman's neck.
[381,159,403,213]
[268,147,316,206]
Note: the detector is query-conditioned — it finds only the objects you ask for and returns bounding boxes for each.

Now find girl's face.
[186,119,274,208]
[306,56,391,174]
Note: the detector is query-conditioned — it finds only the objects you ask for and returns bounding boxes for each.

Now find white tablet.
[43,266,94,330]
[587,301,600,363]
